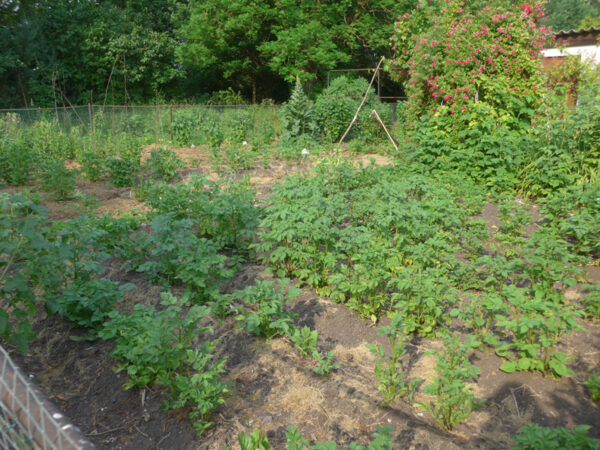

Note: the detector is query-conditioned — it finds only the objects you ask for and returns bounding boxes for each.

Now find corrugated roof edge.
[553,27,600,36]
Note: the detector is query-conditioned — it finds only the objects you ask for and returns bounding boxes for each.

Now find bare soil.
[3,148,600,449]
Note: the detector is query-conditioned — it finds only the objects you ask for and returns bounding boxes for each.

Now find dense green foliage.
[366,313,420,405]
[389,0,548,122]
[0,0,182,107]
[2,4,600,441]
[255,161,484,322]
[313,76,392,142]
[512,423,600,449]
[176,0,417,101]
[281,77,317,141]
[99,292,230,435]
[544,0,600,31]
[1,0,416,106]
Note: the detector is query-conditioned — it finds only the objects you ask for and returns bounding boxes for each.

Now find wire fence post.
[154,103,159,145]
[169,106,173,144]
[88,103,97,153]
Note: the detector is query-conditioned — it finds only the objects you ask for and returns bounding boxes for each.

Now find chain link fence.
[0,345,94,449]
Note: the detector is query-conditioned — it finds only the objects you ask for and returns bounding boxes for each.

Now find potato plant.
[256,163,478,324]
[100,292,229,435]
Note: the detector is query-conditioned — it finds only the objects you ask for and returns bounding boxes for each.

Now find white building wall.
[541,45,600,64]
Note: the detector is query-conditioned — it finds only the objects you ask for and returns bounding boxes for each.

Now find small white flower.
[242,141,248,146]
[301,148,309,155]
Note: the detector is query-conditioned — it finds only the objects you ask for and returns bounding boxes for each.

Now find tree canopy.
[0,0,593,107]
[544,0,600,31]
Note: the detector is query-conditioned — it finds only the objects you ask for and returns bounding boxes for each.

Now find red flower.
[521,4,533,15]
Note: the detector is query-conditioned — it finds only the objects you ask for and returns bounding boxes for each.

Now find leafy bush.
[145,176,259,251]
[79,151,107,181]
[389,0,548,122]
[255,163,477,320]
[121,214,233,299]
[46,278,135,332]
[313,76,390,142]
[206,87,248,106]
[239,429,271,450]
[39,161,76,200]
[512,424,600,450]
[29,119,77,161]
[107,157,138,187]
[407,102,531,191]
[100,292,229,435]
[584,374,600,402]
[171,111,196,146]
[540,184,600,257]
[0,193,49,351]
[290,326,318,357]
[145,147,184,181]
[0,137,36,185]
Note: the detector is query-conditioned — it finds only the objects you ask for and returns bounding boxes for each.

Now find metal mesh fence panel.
[0,104,281,155]
[0,345,94,449]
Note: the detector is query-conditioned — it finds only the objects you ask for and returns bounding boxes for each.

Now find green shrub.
[120,214,234,299]
[0,138,36,185]
[408,102,529,191]
[171,111,196,146]
[366,313,420,405]
[419,333,482,430]
[233,279,299,339]
[206,87,248,105]
[39,161,76,200]
[100,292,229,435]
[79,151,107,181]
[107,157,138,187]
[29,120,76,161]
[313,75,390,142]
[46,278,135,332]
[145,147,184,181]
[0,193,49,352]
[584,374,600,402]
[512,424,600,450]
[145,176,259,251]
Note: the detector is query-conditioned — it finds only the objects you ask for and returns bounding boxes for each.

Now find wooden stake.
[337,57,385,146]
[370,110,399,151]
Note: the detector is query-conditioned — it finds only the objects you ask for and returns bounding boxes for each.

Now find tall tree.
[175,0,417,100]
[259,0,417,86]
[544,0,600,31]
[0,0,183,108]
[175,0,280,103]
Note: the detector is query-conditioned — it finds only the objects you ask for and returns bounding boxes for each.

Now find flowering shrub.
[389,0,550,123]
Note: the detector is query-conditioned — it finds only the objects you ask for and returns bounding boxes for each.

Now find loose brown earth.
[3,147,600,449]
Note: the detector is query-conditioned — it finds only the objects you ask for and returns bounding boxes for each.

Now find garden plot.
[2,151,600,449]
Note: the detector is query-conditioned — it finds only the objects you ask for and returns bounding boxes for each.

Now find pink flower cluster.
[389,0,547,118]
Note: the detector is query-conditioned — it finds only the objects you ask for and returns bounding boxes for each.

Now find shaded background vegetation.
[2,0,598,108]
